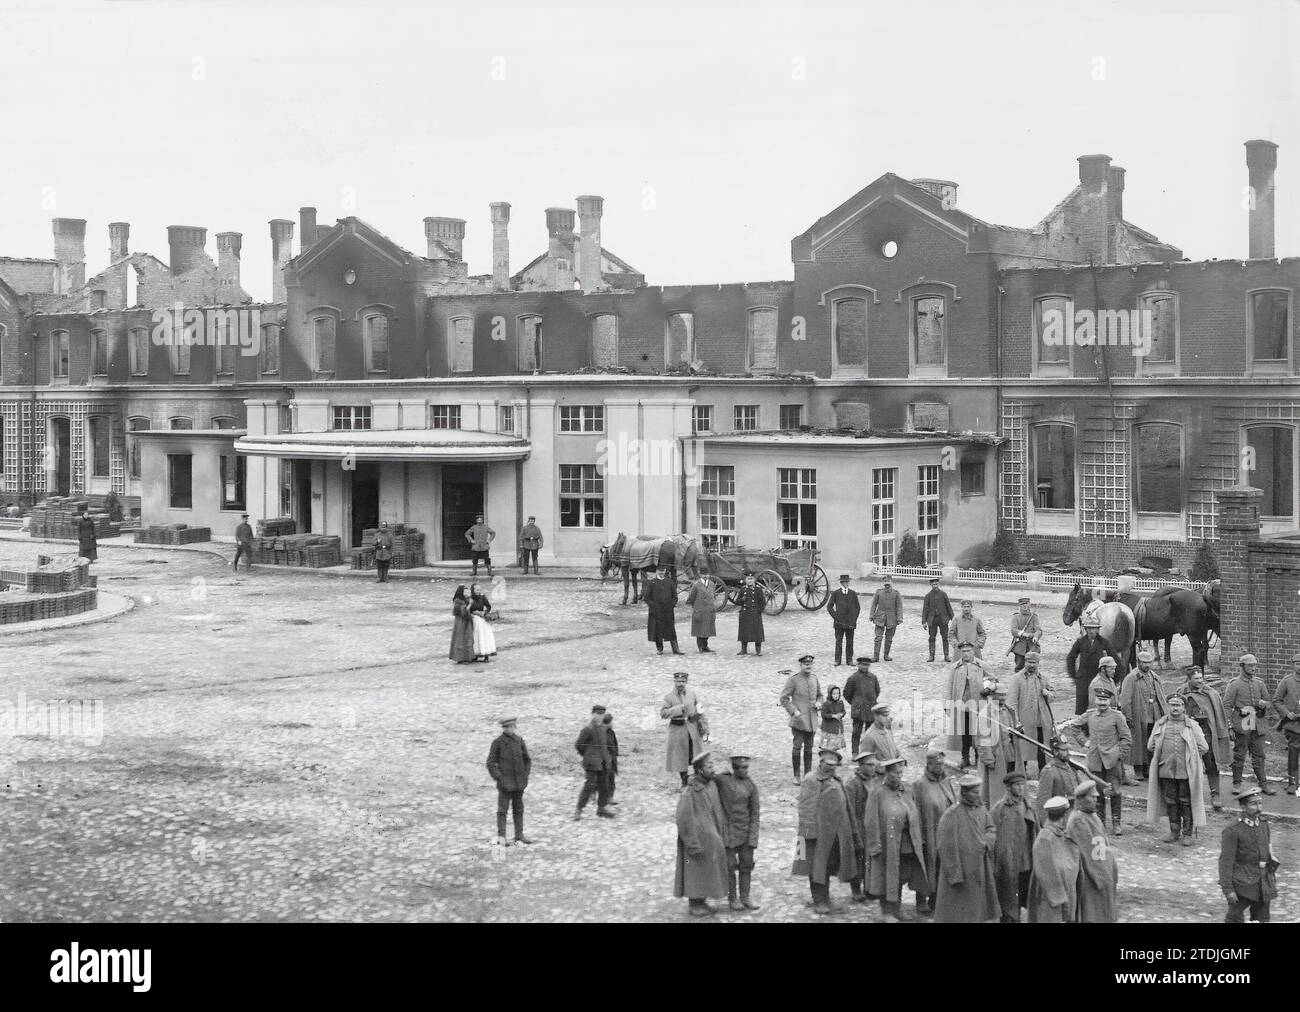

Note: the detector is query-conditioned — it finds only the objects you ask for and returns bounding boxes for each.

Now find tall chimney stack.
[1077,153,1111,192]
[299,207,318,256]
[52,217,87,293]
[216,232,242,302]
[424,217,466,260]
[270,219,295,303]
[1246,139,1278,259]
[1106,165,1125,223]
[109,222,130,262]
[166,225,207,277]
[576,195,604,292]
[545,207,576,290]
[490,201,511,290]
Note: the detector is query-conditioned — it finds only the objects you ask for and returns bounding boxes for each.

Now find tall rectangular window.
[168,454,193,509]
[777,467,817,549]
[91,330,108,376]
[1246,425,1294,519]
[590,314,618,368]
[1033,424,1076,510]
[559,405,604,432]
[52,330,70,378]
[518,315,542,371]
[499,405,516,434]
[747,308,778,374]
[1035,296,1071,368]
[217,328,237,376]
[1134,423,1183,513]
[129,327,149,376]
[260,324,280,374]
[832,297,867,373]
[365,315,389,372]
[450,317,473,373]
[1140,293,1177,364]
[697,465,736,549]
[912,295,947,373]
[89,417,110,477]
[332,406,371,430]
[693,405,713,433]
[559,463,605,528]
[666,312,695,366]
[733,405,759,431]
[779,404,803,429]
[917,464,941,565]
[1251,289,1290,363]
[170,320,191,376]
[220,454,246,510]
[313,316,336,373]
[128,417,150,478]
[431,405,461,429]
[871,467,897,566]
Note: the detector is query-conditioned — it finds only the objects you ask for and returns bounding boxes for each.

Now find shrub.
[1190,542,1220,583]
[897,530,927,567]
[991,527,1023,568]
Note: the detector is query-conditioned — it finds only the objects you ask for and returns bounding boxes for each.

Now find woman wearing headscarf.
[449,585,475,664]
[469,582,497,662]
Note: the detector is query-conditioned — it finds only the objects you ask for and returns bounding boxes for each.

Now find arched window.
[517,315,542,371]
[1133,423,1183,513]
[911,295,947,374]
[87,416,111,477]
[52,329,70,379]
[128,326,149,376]
[746,307,777,374]
[1032,423,1076,511]
[127,416,150,478]
[0,322,6,376]
[90,329,108,377]
[212,416,239,430]
[309,313,337,374]
[260,323,280,375]
[169,416,193,430]
[665,312,695,366]
[363,313,390,372]
[1033,295,1071,374]
[1245,424,1296,521]
[1138,291,1178,368]
[831,297,867,375]
[590,313,618,368]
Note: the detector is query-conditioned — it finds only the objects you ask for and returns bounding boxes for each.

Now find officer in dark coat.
[841,657,880,756]
[574,705,615,820]
[486,717,533,845]
[714,751,762,912]
[1219,786,1280,923]
[736,573,765,655]
[1065,615,1126,715]
[643,566,682,654]
[826,574,861,666]
[77,511,98,563]
[921,577,955,663]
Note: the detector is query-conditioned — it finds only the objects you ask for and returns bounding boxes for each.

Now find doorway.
[50,417,71,495]
[293,459,312,533]
[350,462,380,548]
[442,464,484,560]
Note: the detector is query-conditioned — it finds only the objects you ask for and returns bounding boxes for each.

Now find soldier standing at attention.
[949,599,987,659]
[826,574,861,666]
[779,656,822,785]
[714,751,762,912]
[921,576,954,663]
[869,575,903,662]
[661,672,707,787]
[841,657,880,757]
[1066,689,1132,836]
[1224,653,1277,795]
[233,513,254,573]
[465,514,496,577]
[1218,786,1280,923]
[945,641,990,769]
[673,751,731,918]
[912,747,956,918]
[373,521,395,583]
[1008,597,1042,672]
[486,717,533,846]
[518,514,543,574]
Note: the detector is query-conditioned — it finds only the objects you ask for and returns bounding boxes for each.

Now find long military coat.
[934,800,1001,923]
[643,576,678,642]
[674,775,730,899]
[862,782,928,902]
[1027,821,1080,923]
[913,773,957,889]
[1066,808,1118,922]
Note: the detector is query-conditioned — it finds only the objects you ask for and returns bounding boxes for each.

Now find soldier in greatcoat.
[912,747,956,917]
[662,672,708,786]
[841,657,880,757]
[868,575,903,662]
[1066,689,1132,835]
[779,656,822,785]
[673,751,731,918]
[1119,647,1169,781]
[1177,666,1231,809]
[643,566,682,655]
[921,576,955,663]
[1027,796,1080,922]
[1007,597,1041,672]
[949,600,987,659]
[1006,650,1055,776]
[859,701,899,764]
[1218,786,1281,923]
[1271,652,1300,793]
[714,751,761,912]
[735,573,765,655]
[1066,780,1118,922]
[934,774,1001,923]
[1035,737,1089,827]
[1145,694,1208,846]
[842,750,880,903]
[991,771,1038,922]
[945,641,991,768]
[685,572,717,653]
[862,756,929,922]
[792,748,859,916]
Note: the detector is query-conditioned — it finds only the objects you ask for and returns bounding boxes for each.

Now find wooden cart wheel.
[796,564,830,611]
[725,585,741,607]
[703,575,729,611]
[757,569,788,615]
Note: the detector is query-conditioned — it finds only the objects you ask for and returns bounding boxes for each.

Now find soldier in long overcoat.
[1177,667,1231,809]
[934,774,1001,923]
[912,748,957,917]
[736,574,765,654]
[1006,650,1055,774]
[1066,780,1118,922]
[1145,695,1209,844]
[1027,797,1080,922]
[945,642,991,766]
[661,672,708,786]
[1119,648,1169,780]
[842,751,880,903]
[792,749,859,915]
[685,573,717,653]
[643,567,681,654]
[862,756,929,921]
[674,751,730,917]
[991,772,1038,921]
[1035,737,1089,826]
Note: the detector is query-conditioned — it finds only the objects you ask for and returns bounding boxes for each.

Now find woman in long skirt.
[449,585,476,663]
[469,583,497,662]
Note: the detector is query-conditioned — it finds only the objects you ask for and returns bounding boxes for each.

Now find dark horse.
[1066,581,1218,670]
[599,533,702,605]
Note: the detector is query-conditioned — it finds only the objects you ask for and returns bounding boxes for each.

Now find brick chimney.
[1107,165,1125,224]
[52,217,87,293]
[109,222,130,262]
[546,207,576,290]
[299,207,318,256]
[1075,154,1117,262]
[490,201,511,290]
[269,219,294,303]
[910,178,958,207]
[1077,153,1111,191]
[1245,139,1278,259]
[167,225,207,277]
[424,217,466,260]
[576,195,604,292]
[216,232,242,301]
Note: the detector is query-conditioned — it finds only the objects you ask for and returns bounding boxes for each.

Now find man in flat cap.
[862,756,929,921]
[662,671,709,787]
[780,656,823,785]
[949,599,987,659]
[843,750,880,904]
[643,565,683,655]
[1035,737,1090,827]
[1066,689,1131,835]
[793,748,859,915]
[945,640,991,769]
[574,705,615,820]
[992,771,1038,922]
[1067,780,1118,922]
[714,751,762,912]
[826,573,861,667]
[1223,653,1276,795]
[1218,786,1280,923]
[860,702,899,764]
[869,574,904,662]
[1007,650,1055,778]
[486,717,533,846]
[1177,666,1231,809]
[921,576,955,664]
[1119,647,1168,783]
[913,747,956,917]
[1271,651,1300,793]
[1008,597,1042,672]
[934,773,1000,923]
[518,514,542,574]
[673,750,730,917]
[1145,693,1209,847]
[1066,612,1125,715]
[842,656,880,757]
[1028,797,1079,923]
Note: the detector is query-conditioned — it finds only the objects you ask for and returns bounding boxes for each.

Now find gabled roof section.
[511,245,643,285]
[293,217,422,273]
[0,274,18,312]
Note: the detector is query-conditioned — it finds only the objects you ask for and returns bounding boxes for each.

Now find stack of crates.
[134,524,212,545]
[357,524,426,570]
[0,553,98,625]
[29,497,114,540]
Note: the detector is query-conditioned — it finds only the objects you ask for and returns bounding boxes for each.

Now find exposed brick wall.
[1012,533,1199,571]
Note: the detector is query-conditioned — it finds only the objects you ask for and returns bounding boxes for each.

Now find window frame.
[430,405,462,430]
[1242,423,1298,531]
[168,416,193,430]
[260,322,281,375]
[499,404,516,435]
[909,292,950,378]
[692,404,713,434]
[169,318,192,377]
[168,453,193,509]
[829,294,869,377]
[871,467,897,566]
[1135,290,1180,376]
[916,464,941,565]
[779,404,803,429]
[697,464,737,549]
[1246,287,1294,376]
[959,458,986,497]
[777,466,817,550]
[589,312,619,369]
[1032,294,1074,377]
[332,405,372,431]
[358,305,393,374]
[517,314,542,372]
[733,405,759,432]
[215,316,237,377]
[219,453,247,511]
[90,328,109,377]
[559,405,605,433]
[558,462,605,529]
[746,306,779,375]
[1029,421,1079,534]
[449,315,474,374]
[128,326,149,376]
[127,416,150,479]
[665,311,696,367]
[308,309,339,376]
[87,415,111,478]
[52,329,71,380]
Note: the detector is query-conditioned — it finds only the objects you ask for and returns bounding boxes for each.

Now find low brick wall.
[1013,534,1200,573]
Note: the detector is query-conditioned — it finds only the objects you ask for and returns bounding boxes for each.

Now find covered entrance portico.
[234,429,530,560]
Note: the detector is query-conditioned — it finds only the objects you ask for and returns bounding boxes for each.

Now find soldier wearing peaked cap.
[486,717,533,846]
[1066,780,1118,922]
[574,705,615,820]
[860,701,899,764]
[934,773,1000,923]
[912,747,956,917]
[1119,646,1169,783]
[862,756,929,921]
[1007,649,1056,777]
[842,656,880,757]
[992,771,1038,921]
[1035,737,1089,827]
[714,751,762,912]
[1224,653,1276,796]
[1219,786,1281,923]
[662,671,709,787]
[780,657,823,785]
[843,750,881,903]
[950,599,987,660]
[1008,597,1041,672]
[1067,612,1126,715]
[1066,690,1132,836]
[921,576,954,664]
[793,748,858,915]
[1028,796,1079,923]
[674,750,730,917]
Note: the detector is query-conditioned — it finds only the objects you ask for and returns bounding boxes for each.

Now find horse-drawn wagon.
[696,545,830,615]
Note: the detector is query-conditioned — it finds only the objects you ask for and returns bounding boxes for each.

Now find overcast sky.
[1,0,1296,301]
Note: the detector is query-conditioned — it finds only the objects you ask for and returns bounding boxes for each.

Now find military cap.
[499,717,518,726]
[957,774,982,789]
[1239,653,1258,665]
[957,640,975,649]
[591,704,607,714]
[854,656,873,664]
[798,654,815,663]
[960,598,973,606]
[929,576,940,584]
[871,701,891,712]
[729,751,752,761]
[1043,796,1071,813]
[1237,786,1263,803]
[853,750,877,763]
[925,746,947,759]
[1136,647,1155,662]
[1024,649,1041,660]
[671,671,689,679]
[881,574,893,582]
[1094,687,1115,699]
[881,756,907,769]
[241,512,250,519]
[1074,780,1098,798]
[1003,771,1027,786]
[1017,596,1031,605]
[1098,655,1117,668]
[690,750,712,766]
[818,748,843,763]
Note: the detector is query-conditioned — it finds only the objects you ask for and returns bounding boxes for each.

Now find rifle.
[981,709,1112,797]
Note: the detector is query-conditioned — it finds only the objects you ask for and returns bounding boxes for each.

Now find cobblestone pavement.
[1,545,1294,922]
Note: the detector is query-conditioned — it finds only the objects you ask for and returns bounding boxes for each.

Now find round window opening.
[881,240,899,259]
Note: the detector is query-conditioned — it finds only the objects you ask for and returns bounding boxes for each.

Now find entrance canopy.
[234,428,530,463]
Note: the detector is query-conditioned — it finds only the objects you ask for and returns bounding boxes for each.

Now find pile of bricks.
[0,553,99,625]
[257,517,298,537]
[253,534,342,568]
[29,498,114,540]
[352,525,427,570]
[134,524,212,546]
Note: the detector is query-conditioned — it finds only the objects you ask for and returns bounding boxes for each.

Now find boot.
[1162,818,1180,844]
[497,813,508,840]
[1181,817,1195,847]
[688,899,715,918]
[1255,764,1277,794]
[513,813,532,845]
[739,871,760,910]
[727,872,744,911]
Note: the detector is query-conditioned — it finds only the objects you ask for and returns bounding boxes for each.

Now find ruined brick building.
[0,139,1294,571]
